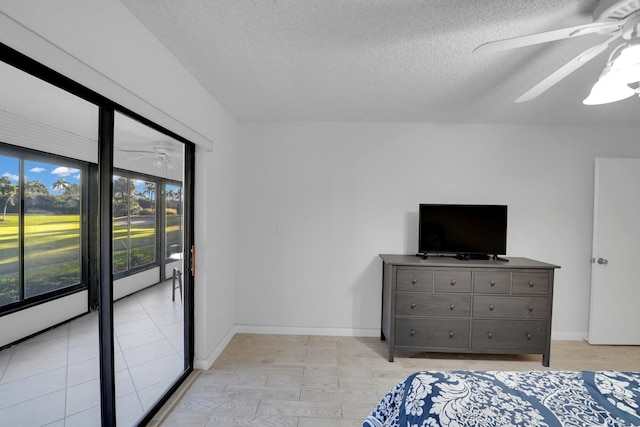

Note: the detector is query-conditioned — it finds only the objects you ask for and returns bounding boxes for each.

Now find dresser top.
[379,254,560,269]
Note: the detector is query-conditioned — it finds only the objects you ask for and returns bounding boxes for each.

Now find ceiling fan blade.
[514,34,621,103]
[122,153,149,161]
[117,148,155,154]
[474,21,619,54]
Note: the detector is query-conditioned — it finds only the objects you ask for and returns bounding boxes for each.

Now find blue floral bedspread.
[363,370,640,427]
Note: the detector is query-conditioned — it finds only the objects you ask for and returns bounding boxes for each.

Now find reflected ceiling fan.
[474,0,640,104]
[117,141,178,169]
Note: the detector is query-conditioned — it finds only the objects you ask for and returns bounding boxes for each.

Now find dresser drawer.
[434,270,471,293]
[473,296,548,319]
[471,320,546,351]
[473,271,510,294]
[512,271,549,295]
[397,268,434,292]
[396,293,471,316]
[395,318,470,348]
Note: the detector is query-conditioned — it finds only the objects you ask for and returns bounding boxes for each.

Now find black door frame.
[0,42,195,426]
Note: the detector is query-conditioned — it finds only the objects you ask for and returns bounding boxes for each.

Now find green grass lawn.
[0,214,84,304]
[0,214,80,267]
[0,213,168,306]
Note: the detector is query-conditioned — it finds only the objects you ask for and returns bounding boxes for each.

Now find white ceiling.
[120,0,640,127]
[0,60,182,178]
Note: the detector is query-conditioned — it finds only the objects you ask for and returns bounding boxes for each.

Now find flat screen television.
[418,204,507,258]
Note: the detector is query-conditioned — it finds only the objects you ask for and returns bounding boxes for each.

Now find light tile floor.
[155,334,640,427]
[0,279,184,427]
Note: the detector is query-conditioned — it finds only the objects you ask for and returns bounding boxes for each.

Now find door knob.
[597,258,608,265]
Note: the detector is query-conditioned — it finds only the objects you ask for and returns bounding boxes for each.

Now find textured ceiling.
[120,0,640,126]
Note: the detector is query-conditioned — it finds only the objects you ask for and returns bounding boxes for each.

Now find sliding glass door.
[0,43,194,426]
[112,112,187,425]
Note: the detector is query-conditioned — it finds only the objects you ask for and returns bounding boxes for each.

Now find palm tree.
[51,178,70,194]
[166,186,182,213]
[141,181,155,201]
[0,176,17,221]
[166,188,175,200]
[1,190,16,221]
[24,180,48,197]
[113,176,133,218]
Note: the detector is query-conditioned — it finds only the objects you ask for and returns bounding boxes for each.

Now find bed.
[363,370,640,427]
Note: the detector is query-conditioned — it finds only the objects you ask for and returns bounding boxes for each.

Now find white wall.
[0,292,88,348]
[0,0,238,368]
[237,122,640,340]
[193,125,238,368]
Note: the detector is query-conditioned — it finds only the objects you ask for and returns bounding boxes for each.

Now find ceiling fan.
[117,141,178,169]
[474,0,640,104]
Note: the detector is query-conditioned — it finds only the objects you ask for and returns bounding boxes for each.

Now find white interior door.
[589,158,640,345]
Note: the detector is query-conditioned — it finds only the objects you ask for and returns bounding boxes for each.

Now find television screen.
[418,204,507,256]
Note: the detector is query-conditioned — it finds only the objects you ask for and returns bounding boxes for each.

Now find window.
[0,148,85,308]
[165,181,183,259]
[112,172,157,275]
[0,155,20,306]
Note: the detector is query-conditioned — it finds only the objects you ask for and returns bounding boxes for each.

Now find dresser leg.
[542,352,550,367]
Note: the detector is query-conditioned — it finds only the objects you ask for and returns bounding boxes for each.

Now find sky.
[1,154,181,197]
[1,155,81,195]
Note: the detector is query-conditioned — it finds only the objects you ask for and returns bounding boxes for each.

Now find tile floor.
[0,279,185,427]
[155,334,640,427]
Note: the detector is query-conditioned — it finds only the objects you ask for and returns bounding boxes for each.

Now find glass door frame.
[0,42,195,425]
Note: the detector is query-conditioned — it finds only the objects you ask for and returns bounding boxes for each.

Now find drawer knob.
[490,281,496,287]
[410,303,416,309]
[487,332,493,339]
[449,304,455,310]
[529,281,535,287]
[528,305,533,312]
[412,279,418,285]
[448,331,454,338]
[450,280,456,286]
[410,329,416,336]
[526,333,532,340]
[489,304,495,311]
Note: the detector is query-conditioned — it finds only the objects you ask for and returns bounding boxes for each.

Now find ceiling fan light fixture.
[599,43,640,85]
[583,78,636,104]
[152,157,165,168]
[583,41,640,105]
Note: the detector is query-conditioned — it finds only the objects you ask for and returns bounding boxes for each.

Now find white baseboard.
[193,326,238,370]
[551,331,588,341]
[234,324,380,338]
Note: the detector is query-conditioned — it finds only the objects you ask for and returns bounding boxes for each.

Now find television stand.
[493,254,509,262]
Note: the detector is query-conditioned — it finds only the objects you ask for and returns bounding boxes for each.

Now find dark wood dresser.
[379,254,560,366]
